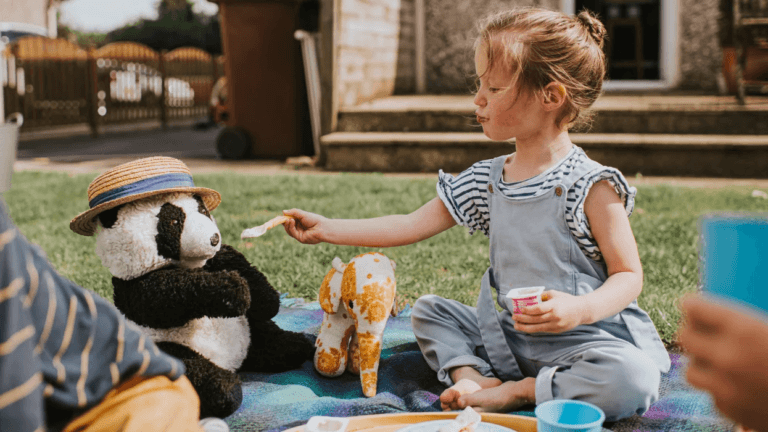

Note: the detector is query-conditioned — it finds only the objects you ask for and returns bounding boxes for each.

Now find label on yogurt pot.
[511,296,540,314]
[505,286,545,314]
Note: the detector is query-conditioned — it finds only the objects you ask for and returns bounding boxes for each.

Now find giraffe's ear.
[319,259,345,314]
[332,257,346,273]
[390,295,400,317]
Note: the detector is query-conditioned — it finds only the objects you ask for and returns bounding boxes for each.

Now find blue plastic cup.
[700,213,768,315]
[535,400,605,432]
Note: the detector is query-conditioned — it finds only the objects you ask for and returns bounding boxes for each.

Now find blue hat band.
[89,173,197,209]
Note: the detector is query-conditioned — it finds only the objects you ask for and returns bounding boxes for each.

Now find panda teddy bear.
[69,157,315,418]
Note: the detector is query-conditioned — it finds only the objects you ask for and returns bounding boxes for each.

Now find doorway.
[564,0,678,89]
[577,0,661,80]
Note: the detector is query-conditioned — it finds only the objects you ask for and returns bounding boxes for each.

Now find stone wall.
[423,0,560,93]
[678,0,721,91]
[420,0,722,92]
[394,0,416,94]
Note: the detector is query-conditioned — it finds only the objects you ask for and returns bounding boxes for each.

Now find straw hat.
[70,157,221,236]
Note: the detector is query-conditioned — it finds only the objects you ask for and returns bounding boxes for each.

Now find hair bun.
[577,10,606,49]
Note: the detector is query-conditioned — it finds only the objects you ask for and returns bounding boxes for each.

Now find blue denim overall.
[412,154,671,421]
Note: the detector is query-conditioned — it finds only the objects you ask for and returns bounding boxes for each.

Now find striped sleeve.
[566,167,637,261]
[1,200,185,430]
[436,159,493,236]
[0,204,45,432]
[25,236,186,413]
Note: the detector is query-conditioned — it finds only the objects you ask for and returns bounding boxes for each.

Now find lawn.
[5,170,768,346]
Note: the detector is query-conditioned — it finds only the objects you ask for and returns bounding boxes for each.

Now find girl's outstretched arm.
[513,180,643,333]
[282,197,457,247]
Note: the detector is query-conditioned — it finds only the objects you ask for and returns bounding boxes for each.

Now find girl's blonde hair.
[476,7,607,129]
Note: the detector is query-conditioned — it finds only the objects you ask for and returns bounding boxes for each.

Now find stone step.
[336,95,768,135]
[321,132,768,177]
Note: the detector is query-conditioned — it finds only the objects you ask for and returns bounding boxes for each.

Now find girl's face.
[473,42,542,141]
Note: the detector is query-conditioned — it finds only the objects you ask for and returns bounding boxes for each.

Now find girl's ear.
[541,82,567,111]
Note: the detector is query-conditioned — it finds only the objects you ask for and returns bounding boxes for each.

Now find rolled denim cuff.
[535,365,560,404]
[437,355,496,387]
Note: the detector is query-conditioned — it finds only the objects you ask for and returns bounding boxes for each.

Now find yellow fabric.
[62,375,204,432]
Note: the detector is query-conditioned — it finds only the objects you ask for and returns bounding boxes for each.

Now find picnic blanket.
[224,297,736,432]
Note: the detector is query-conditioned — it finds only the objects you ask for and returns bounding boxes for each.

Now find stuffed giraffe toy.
[314,252,397,397]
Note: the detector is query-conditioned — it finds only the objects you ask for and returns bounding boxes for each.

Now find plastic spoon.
[241,215,294,239]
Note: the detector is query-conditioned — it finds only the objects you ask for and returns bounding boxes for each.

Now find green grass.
[5,171,768,345]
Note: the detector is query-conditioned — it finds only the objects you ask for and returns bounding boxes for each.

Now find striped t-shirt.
[436,146,636,262]
[0,200,185,432]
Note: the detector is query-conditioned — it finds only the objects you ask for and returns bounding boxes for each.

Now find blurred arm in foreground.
[679,294,768,432]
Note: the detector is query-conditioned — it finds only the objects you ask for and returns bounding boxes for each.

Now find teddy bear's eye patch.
[156,203,185,260]
[97,204,125,229]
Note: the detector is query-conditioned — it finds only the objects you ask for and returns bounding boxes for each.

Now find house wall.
[334,0,721,106]
[394,0,415,94]
[677,0,720,91]
[388,0,621,95]
[0,0,48,28]
[424,0,558,93]
[337,0,415,107]
[420,0,721,92]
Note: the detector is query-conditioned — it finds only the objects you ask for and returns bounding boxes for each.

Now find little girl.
[283,7,670,421]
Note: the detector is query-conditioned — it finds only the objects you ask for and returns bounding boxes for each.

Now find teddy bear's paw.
[274,331,317,368]
[199,381,243,419]
[199,418,230,432]
[187,360,244,419]
[208,270,251,316]
[243,324,316,372]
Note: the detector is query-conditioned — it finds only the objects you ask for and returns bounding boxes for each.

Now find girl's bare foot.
[440,368,503,411]
[457,378,537,413]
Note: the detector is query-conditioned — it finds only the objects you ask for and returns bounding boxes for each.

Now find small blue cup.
[535,400,605,432]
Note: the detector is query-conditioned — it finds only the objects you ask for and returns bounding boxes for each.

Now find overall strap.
[488,155,507,186]
[476,269,524,381]
[486,155,507,217]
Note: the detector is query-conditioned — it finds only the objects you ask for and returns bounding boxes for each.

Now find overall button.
[555,186,563,196]
[488,184,494,193]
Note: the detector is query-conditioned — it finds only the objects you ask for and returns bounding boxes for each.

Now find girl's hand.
[512,290,588,333]
[282,208,327,244]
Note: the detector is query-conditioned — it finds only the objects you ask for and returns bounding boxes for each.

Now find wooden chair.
[733,0,768,103]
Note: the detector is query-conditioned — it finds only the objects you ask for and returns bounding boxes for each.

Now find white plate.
[395,420,517,432]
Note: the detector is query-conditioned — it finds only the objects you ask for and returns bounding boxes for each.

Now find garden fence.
[0,36,225,135]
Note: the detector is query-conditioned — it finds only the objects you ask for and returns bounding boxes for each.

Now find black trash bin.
[210,0,318,159]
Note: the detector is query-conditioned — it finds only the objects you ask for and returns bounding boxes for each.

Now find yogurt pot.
[505,286,545,314]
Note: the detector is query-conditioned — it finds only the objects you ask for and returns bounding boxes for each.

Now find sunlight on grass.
[5,171,767,344]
